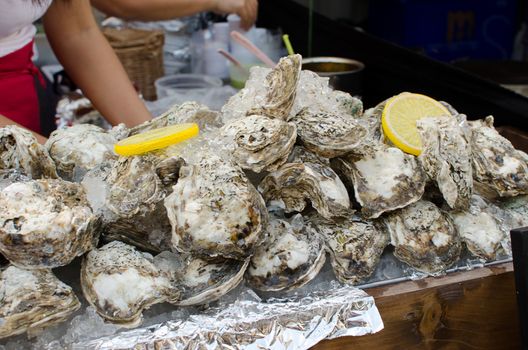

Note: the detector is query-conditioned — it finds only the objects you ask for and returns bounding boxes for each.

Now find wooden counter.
[314,262,520,349]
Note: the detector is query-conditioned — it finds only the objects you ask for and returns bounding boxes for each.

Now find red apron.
[0,41,44,133]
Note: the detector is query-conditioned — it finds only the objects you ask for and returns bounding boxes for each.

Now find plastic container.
[155,74,223,99]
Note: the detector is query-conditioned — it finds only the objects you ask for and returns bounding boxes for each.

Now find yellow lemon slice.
[382,92,450,156]
[114,123,199,156]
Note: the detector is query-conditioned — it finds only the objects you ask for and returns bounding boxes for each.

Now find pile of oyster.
[1,54,527,340]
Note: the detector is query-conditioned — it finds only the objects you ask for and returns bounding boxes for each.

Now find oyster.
[246,216,326,292]
[385,200,461,274]
[289,107,368,158]
[308,215,389,285]
[334,147,426,219]
[220,114,297,173]
[0,179,100,269]
[155,252,249,306]
[258,161,351,220]
[0,125,57,179]
[0,266,80,339]
[164,154,268,260]
[0,169,29,191]
[417,115,473,210]
[45,124,119,181]
[81,241,177,327]
[469,116,528,197]
[498,195,528,229]
[450,196,509,260]
[287,146,330,166]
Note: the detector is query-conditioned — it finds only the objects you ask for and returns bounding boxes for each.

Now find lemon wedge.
[114,123,199,156]
[381,92,450,156]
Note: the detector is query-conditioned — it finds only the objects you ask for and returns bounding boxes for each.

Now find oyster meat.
[0,179,100,269]
[469,116,528,197]
[220,114,297,173]
[246,216,326,292]
[450,195,509,260]
[45,124,119,181]
[308,215,389,285]
[164,153,268,260]
[417,115,473,210]
[334,147,426,219]
[385,200,461,274]
[0,266,80,339]
[289,107,368,158]
[81,241,177,327]
[0,125,57,179]
[258,161,351,220]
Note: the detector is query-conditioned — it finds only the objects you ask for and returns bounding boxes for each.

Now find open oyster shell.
[220,115,297,173]
[0,179,101,269]
[258,161,351,220]
[164,154,268,260]
[246,216,326,292]
[469,116,528,197]
[417,115,473,210]
[0,266,80,339]
[385,200,461,274]
[289,107,368,158]
[449,195,509,260]
[45,124,118,182]
[0,125,57,179]
[307,215,389,285]
[81,241,177,328]
[333,147,426,219]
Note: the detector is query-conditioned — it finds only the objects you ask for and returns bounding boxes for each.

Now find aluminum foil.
[72,286,383,350]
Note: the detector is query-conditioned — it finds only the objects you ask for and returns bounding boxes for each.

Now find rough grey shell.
[307,215,389,285]
[417,115,473,210]
[287,146,330,166]
[258,162,351,220]
[498,195,528,229]
[385,200,461,274]
[220,115,297,173]
[289,107,368,158]
[334,147,426,219]
[0,169,29,191]
[449,195,509,260]
[164,153,268,260]
[248,54,302,120]
[246,216,326,292]
[81,241,176,328]
[0,265,80,339]
[155,252,249,306]
[45,124,118,182]
[469,116,528,197]
[0,179,101,269]
[0,125,57,179]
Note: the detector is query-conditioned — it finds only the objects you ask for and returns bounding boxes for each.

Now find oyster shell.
[0,169,29,191]
[81,241,177,328]
[498,195,528,229]
[0,266,80,339]
[258,161,351,220]
[385,200,461,274]
[0,125,57,179]
[155,252,249,306]
[287,146,330,166]
[289,107,368,158]
[0,179,101,269]
[334,147,426,219]
[307,215,389,285]
[220,115,297,173]
[450,196,509,260]
[164,154,268,260]
[246,216,326,292]
[469,116,528,197]
[417,115,473,210]
[45,124,119,182]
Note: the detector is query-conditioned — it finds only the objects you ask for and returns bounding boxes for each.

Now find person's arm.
[0,114,47,144]
[91,0,258,30]
[43,0,152,128]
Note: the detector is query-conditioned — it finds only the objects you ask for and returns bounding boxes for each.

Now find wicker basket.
[103,27,164,101]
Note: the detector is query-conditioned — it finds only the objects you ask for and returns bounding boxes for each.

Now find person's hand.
[213,0,258,30]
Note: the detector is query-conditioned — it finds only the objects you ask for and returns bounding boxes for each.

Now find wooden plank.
[314,262,520,349]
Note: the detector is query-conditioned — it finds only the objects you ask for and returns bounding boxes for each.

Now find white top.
[0,0,52,57]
